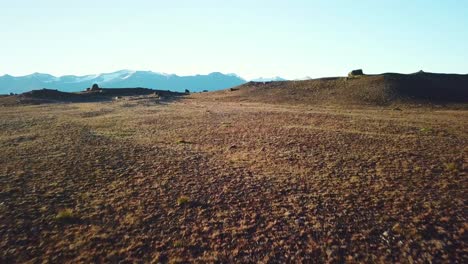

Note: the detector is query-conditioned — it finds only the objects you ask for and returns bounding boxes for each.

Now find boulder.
[348,69,364,77]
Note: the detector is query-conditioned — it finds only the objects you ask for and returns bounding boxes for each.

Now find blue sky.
[1,0,467,79]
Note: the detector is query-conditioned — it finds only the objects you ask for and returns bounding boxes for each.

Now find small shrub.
[123,213,137,225]
[39,206,48,213]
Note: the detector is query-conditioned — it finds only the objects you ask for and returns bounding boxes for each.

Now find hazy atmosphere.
[1,0,467,79]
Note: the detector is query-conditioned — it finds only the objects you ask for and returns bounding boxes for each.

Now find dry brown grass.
[0,94,467,262]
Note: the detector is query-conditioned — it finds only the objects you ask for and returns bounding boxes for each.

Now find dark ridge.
[0,88,185,106]
[381,72,468,102]
[83,87,182,97]
[22,89,87,102]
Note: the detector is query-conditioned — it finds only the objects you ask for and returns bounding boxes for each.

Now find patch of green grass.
[55,208,78,223]
[445,162,458,172]
[349,176,360,183]
[173,240,185,248]
[176,139,191,144]
[177,196,190,206]
[176,139,192,144]
[419,127,433,133]
[98,130,135,139]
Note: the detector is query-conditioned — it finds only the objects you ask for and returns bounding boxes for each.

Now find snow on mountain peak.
[0,70,249,94]
[251,76,286,82]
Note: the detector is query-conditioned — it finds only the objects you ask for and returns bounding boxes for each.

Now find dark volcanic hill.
[214,72,468,106]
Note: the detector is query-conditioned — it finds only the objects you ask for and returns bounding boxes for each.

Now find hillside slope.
[209,72,468,106]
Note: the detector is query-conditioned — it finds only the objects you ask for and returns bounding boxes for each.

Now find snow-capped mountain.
[0,70,247,94]
[25,73,59,83]
[250,76,287,82]
[294,76,313,81]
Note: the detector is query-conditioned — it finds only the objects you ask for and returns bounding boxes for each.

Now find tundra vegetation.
[0,76,466,262]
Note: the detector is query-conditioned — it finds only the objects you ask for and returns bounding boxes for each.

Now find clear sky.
[1,0,467,80]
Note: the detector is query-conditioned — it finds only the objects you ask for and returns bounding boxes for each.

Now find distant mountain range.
[250,76,287,82]
[0,70,263,94]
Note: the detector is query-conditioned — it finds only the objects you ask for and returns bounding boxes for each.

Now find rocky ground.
[0,95,466,263]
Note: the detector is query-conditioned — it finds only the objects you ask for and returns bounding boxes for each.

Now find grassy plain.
[0,94,466,262]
